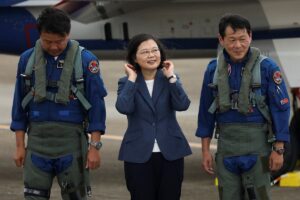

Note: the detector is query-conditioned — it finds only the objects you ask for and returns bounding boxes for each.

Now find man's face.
[40,31,69,57]
[219,26,252,62]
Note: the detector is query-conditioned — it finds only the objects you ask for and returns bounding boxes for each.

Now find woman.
[115,33,192,200]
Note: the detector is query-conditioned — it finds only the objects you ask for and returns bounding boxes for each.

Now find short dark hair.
[219,13,251,38]
[37,7,71,36]
[126,33,166,71]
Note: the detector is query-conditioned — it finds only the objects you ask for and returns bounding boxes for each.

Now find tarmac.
[1,54,300,200]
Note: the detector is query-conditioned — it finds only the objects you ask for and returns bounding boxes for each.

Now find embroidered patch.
[280,98,289,105]
[88,60,99,74]
[273,71,282,85]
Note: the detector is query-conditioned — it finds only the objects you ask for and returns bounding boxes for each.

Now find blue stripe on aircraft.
[254,28,300,40]
[0,5,300,55]
[0,7,38,54]
[78,27,300,51]
[0,0,25,7]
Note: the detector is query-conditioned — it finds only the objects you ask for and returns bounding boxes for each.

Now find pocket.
[167,127,184,139]
[124,129,142,143]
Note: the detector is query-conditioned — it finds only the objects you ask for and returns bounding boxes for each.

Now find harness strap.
[250,55,275,143]
[24,187,50,198]
[255,95,275,143]
[71,85,92,110]
[33,40,48,102]
[238,48,261,114]
[208,52,267,114]
[21,88,34,109]
[72,46,88,109]
[21,42,91,111]
[22,47,36,93]
[55,41,79,105]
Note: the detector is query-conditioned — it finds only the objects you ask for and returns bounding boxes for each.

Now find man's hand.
[14,130,26,167]
[86,148,101,170]
[14,146,26,167]
[269,151,284,171]
[86,131,101,170]
[202,151,215,174]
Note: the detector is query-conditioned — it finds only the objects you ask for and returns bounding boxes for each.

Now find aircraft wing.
[55,0,157,24]
[0,0,61,7]
[55,0,250,23]
[1,0,249,23]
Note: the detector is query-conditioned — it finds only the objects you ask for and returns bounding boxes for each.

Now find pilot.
[196,14,290,200]
[10,8,107,200]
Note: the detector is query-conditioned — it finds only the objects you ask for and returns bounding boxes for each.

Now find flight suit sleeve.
[10,51,32,132]
[195,60,217,138]
[264,59,290,142]
[82,51,107,134]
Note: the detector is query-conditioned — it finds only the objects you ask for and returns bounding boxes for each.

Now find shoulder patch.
[88,60,99,74]
[280,98,289,105]
[273,71,282,85]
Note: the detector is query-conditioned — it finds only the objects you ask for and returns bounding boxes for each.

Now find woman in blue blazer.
[116,34,192,200]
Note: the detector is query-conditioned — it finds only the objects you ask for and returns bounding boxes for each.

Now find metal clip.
[76,78,84,83]
[57,60,64,69]
[87,186,92,197]
[230,90,239,110]
[20,73,31,80]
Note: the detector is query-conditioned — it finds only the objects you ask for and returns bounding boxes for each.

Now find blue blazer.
[116,70,192,163]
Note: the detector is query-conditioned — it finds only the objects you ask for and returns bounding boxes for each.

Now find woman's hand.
[162,60,174,78]
[124,63,137,82]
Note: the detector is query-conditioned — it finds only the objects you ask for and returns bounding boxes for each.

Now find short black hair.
[126,33,166,71]
[37,7,71,36]
[219,13,251,38]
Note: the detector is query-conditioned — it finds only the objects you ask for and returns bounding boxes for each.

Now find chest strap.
[209,48,263,114]
[21,42,91,110]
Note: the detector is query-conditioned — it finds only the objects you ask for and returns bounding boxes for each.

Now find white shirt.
[145,79,161,152]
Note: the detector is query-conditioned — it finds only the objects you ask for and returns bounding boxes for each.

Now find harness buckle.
[230,90,239,110]
[76,78,84,83]
[208,83,217,89]
[20,73,31,80]
[214,124,220,139]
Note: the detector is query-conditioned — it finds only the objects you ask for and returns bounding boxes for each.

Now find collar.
[223,48,252,66]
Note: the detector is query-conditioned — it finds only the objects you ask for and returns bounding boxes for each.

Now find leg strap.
[24,187,50,198]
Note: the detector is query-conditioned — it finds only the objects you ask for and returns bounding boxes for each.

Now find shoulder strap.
[71,45,92,110]
[74,46,85,81]
[251,55,267,95]
[22,43,91,110]
[21,48,36,109]
[208,57,220,114]
[251,55,275,143]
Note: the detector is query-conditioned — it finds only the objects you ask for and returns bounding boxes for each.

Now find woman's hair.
[126,33,166,71]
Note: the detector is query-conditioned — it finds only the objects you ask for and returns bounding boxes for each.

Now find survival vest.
[208,47,275,143]
[21,40,92,111]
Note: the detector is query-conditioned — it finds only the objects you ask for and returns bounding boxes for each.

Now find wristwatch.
[167,74,177,82]
[90,141,102,150]
[272,146,285,155]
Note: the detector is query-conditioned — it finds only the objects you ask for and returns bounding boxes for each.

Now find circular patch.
[273,71,282,85]
[88,60,99,74]
[280,98,289,105]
